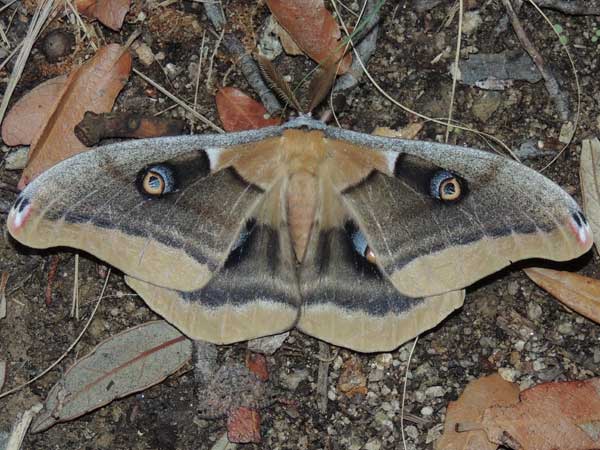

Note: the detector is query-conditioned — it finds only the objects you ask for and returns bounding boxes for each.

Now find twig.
[44,255,60,307]
[501,0,570,120]
[133,68,224,133]
[333,0,380,94]
[203,3,282,114]
[534,0,600,15]
[6,403,43,450]
[0,272,7,320]
[316,342,331,414]
[445,0,463,143]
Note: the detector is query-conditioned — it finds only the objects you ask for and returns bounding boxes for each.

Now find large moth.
[6,116,592,352]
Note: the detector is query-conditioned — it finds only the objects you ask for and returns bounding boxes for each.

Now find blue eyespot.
[140,164,176,196]
[430,170,463,201]
[351,228,377,264]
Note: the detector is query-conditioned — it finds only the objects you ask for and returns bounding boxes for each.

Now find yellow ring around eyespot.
[439,178,461,201]
[142,171,165,195]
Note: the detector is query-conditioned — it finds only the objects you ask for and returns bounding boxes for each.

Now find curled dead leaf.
[75,0,131,31]
[266,0,352,73]
[226,406,261,444]
[216,87,281,132]
[1,75,67,146]
[524,267,600,324]
[18,44,132,189]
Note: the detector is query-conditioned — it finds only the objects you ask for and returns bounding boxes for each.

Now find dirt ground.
[1,1,600,449]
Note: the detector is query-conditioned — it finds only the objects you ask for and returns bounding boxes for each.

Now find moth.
[6,116,592,352]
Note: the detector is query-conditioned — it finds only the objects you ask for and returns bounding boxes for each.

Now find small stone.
[533,359,546,371]
[134,43,155,67]
[527,303,543,321]
[498,367,519,382]
[559,121,575,144]
[5,147,29,170]
[368,368,385,383]
[327,388,337,401]
[165,63,181,79]
[472,91,502,122]
[507,280,519,296]
[593,348,600,364]
[109,307,119,317]
[558,322,574,335]
[420,406,434,416]
[514,340,526,352]
[364,439,382,450]
[247,332,289,355]
[405,425,419,440]
[414,390,425,402]
[425,386,445,398]
[375,353,393,369]
[462,10,482,34]
[279,369,308,391]
[42,29,74,62]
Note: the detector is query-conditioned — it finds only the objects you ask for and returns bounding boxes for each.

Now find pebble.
[364,439,382,450]
[425,386,445,398]
[462,10,482,34]
[5,147,29,170]
[405,425,419,440]
[375,353,393,369]
[247,332,289,354]
[498,367,519,382]
[134,43,155,67]
[279,368,308,391]
[421,406,434,416]
[165,63,181,79]
[414,390,425,402]
[533,359,546,371]
[527,303,543,321]
[369,368,385,382]
[558,322,574,335]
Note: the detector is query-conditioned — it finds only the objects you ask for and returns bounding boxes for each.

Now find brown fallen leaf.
[524,267,600,324]
[75,0,131,31]
[266,0,352,73]
[1,75,67,146]
[74,111,186,146]
[436,373,520,450]
[18,44,132,189]
[245,352,269,382]
[31,321,191,433]
[226,406,261,444]
[372,123,424,140]
[481,378,600,450]
[579,137,600,252]
[215,87,281,132]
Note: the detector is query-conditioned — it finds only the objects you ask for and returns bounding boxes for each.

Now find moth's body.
[7,117,592,352]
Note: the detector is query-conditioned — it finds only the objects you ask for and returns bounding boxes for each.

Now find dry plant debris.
[75,0,131,31]
[481,378,600,450]
[436,373,520,450]
[31,321,191,433]
[14,44,131,189]
[524,267,600,325]
[265,0,352,73]
[1,75,66,146]
[215,87,281,131]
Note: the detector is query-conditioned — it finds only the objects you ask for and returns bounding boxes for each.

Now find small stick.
[203,3,282,115]
[74,111,186,146]
[501,0,570,120]
[44,255,60,306]
[6,403,43,450]
[534,0,600,15]
[0,272,8,320]
[316,341,331,414]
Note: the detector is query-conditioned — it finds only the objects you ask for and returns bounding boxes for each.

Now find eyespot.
[139,165,176,196]
[430,170,463,202]
[351,227,378,264]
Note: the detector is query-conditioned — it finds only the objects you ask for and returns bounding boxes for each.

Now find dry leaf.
[266,0,352,73]
[274,21,304,56]
[1,75,67,146]
[436,373,519,450]
[76,0,131,31]
[19,44,132,189]
[306,63,338,113]
[226,406,261,444]
[245,352,269,382]
[524,267,600,324]
[215,87,281,132]
[31,321,191,432]
[482,378,600,450]
[372,123,424,140]
[579,137,600,252]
